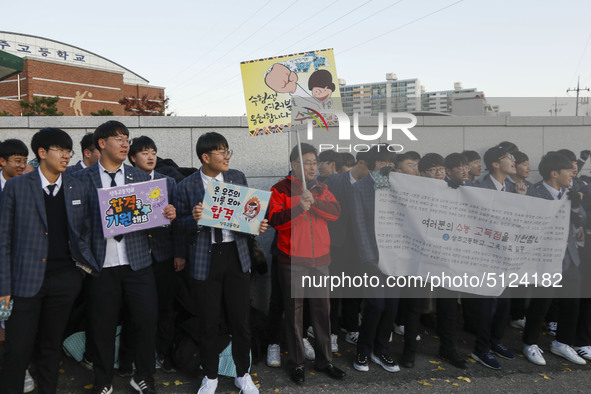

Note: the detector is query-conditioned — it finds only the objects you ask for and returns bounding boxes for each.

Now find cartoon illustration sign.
[200,181,271,235]
[240,48,341,136]
[97,178,170,238]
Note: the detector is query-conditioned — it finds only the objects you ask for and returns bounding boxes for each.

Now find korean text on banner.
[375,173,569,296]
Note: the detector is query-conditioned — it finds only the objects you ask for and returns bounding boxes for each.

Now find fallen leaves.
[457,376,471,383]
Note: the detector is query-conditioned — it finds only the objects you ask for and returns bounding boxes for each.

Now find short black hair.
[128,136,158,164]
[461,150,480,162]
[31,128,72,161]
[80,133,96,153]
[418,153,444,173]
[395,151,420,170]
[290,143,317,162]
[339,152,356,169]
[498,141,519,154]
[0,138,28,160]
[538,151,573,180]
[196,132,229,164]
[365,143,397,171]
[318,150,341,167]
[513,151,529,165]
[556,149,576,162]
[444,153,468,169]
[94,120,129,151]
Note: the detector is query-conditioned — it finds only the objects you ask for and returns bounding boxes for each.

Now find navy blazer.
[66,161,84,174]
[478,174,516,192]
[147,171,176,263]
[351,173,378,265]
[0,170,97,298]
[175,169,251,281]
[73,163,152,271]
[324,171,354,249]
[527,181,585,270]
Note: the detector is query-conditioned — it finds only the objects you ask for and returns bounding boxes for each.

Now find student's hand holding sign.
[192,202,203,222]
[163,204,176,221]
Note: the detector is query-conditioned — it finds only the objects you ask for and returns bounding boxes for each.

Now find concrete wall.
[2,115,590,185]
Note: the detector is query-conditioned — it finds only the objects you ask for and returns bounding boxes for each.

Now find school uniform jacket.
[175,169,251,280]
[0,170,97,298]
[147,171,176,263]
[73,163,153,271]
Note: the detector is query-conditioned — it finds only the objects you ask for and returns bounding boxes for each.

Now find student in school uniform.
[522,152,587,366]
[0,128,97,394]
[74,121,176,394]
[66,133,101,174]
[0,139,29,193]
[462,150,482,185]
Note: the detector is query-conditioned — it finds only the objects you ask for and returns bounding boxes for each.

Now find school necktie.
[47,184,56,197]
[105,170,123,241]
[557,190,563,200]
[212,178,223,243]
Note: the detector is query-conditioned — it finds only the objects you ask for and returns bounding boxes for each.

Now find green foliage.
[91,108,114,116]
[19,96,64,116]
[0,110,13,116]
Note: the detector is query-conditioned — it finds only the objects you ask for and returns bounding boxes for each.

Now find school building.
[0,31,165,116]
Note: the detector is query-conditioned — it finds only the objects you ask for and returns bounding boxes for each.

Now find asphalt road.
[39,323,591,393]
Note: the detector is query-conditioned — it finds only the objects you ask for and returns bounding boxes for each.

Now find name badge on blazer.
[72,200,81,205]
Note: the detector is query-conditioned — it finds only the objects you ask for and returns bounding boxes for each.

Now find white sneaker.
[267,344,281,367]
[523,344,546,366]
[235,373,259,394]
[547,321,557,336]
[303,338,315,361]
[24,369,34,393]
[510,318,526,329]
[331,333,339,353]
[393,324,405,336]
[345,331,359,345]
[574,345,591,361]
[307,326,315,339]
[551,341,586,365]
[197,376,218,394]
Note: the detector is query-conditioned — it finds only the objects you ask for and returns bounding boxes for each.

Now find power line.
[307,0,405,50]
[164,0,272,87]
[168,0,297,93]
[273,0,374,56]
[566,76,590,116]
[340,0,465,54]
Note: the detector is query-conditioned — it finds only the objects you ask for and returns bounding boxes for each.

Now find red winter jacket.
[269,175,340,267]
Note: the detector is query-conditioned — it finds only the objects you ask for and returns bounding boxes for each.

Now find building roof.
[0,31,149,85]
[0,50,23,81]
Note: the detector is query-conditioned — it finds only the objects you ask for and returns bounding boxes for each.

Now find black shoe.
[130,376,156,394]
[401,350,416,369]
[118,364,134,377]
[157,355,177,373]
[291,366,305,385]
[92,385,113,394]
[439,351,468,369]
[315,363,346,379]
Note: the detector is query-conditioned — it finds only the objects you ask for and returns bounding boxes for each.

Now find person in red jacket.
[269,143,345,385]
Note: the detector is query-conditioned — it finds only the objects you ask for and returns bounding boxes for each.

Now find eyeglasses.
[109,136,131,146]
[208,149,233,159]
[500,154,515,161]
[454,165,471,173]
[7,157,27,166]
[48,148,74,158]
[426,167,445,175]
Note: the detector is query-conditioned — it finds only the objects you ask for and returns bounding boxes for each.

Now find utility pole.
[567,76,590,116]
[549,97,565,116]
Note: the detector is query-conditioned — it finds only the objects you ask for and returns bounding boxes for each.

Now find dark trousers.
[510,298,527,320]
[436,289,459,355]
[0,267,82,394]
[357,296,399,357]
[277,263,332,369]
[153,258,176,358]
[462,296,510,353]
[265,255,284,345]
[523,265,581,346]
[87,265,157,388]
[193,242,251,379]
[402,298,424,359]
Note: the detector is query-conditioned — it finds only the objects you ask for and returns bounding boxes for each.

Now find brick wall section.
[0,59,164,116]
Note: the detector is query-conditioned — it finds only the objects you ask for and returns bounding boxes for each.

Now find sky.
[3,0,591,116]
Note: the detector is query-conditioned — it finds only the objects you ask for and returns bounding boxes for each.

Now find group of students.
[261,140,591,386]
[1,123,591,393]
[0,123,268,394]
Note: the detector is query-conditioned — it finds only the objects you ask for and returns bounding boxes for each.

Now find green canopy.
[0,50,24,81]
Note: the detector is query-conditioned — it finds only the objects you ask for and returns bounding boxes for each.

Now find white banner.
[376,173,570,296]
